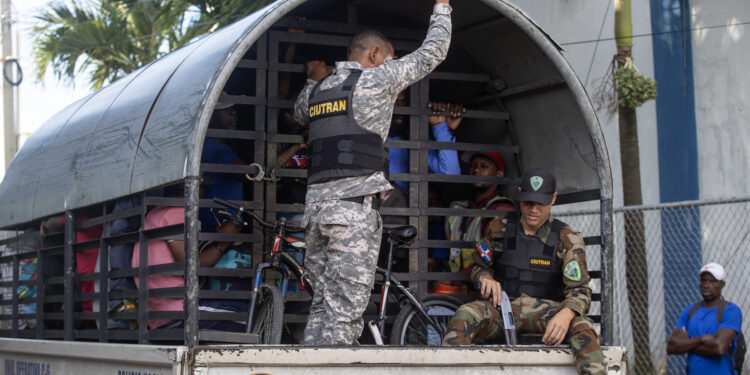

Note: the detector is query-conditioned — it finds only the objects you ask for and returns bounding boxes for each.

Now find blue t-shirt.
[200,138,243,230]
[389,122,460,195]
[675,302,742,375]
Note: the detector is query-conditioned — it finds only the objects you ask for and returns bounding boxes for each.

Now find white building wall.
[516,0,661,208]
[690,0,750,200]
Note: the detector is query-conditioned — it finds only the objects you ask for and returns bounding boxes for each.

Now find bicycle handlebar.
[213,197,305,233]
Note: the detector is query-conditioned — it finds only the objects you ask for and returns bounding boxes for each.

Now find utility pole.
[1,0,16,172]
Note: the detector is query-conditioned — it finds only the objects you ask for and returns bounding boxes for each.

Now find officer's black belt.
[340,195,381,211]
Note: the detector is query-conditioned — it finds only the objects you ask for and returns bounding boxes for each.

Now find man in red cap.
[444,152,515,275]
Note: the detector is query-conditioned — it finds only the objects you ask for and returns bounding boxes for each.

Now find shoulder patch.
[564,260,581,281]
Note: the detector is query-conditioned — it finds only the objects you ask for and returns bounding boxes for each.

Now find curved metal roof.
[0,0,611,228]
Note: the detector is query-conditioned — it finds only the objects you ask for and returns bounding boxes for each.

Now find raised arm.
[293,60,331,126]
[373,2,452,96]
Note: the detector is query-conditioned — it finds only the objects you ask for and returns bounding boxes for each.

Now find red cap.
[461,151,505,171]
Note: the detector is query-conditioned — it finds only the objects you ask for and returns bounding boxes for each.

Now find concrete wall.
[690,0,750,199]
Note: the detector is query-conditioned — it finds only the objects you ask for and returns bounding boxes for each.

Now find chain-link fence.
[556,197,750,375]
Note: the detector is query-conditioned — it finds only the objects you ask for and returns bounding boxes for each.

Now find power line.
[584,0,612,87]
[561,20,750,47]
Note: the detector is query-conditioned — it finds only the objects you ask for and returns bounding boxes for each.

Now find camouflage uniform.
[442,213,607,375]
[293,3,452,345]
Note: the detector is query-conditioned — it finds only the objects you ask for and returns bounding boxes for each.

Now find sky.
[12,0,92,148]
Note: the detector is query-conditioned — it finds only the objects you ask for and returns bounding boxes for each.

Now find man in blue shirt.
[667,263,743,374]
[388,92,464,195]
[200,92,246,231]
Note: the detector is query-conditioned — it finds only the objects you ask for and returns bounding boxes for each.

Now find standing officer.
[293,0,452,345]
[442,168,607,375]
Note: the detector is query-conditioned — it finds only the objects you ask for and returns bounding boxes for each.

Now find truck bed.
[0,338,627,374]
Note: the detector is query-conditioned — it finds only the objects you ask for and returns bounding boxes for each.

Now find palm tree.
[33,0,271,90]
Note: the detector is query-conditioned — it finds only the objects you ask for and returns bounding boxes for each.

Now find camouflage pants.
[302,196,382,345]
[442,295,606,375]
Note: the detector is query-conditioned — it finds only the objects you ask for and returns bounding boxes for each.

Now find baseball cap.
[699,263,725,281]
[214,91,234,110]
[516,168,556,205]
[461,151,505,171]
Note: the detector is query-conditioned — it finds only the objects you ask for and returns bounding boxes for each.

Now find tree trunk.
[616,41,654,375]
[615,0,653,373]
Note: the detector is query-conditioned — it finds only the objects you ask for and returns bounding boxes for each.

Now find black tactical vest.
[307,70,388,185]
[493,213,566,301]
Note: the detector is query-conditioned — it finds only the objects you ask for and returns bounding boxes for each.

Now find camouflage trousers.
[442,294,607,375]
[302,196,382,345]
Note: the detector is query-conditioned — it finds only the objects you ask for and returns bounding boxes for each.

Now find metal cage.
[0,0,612,347]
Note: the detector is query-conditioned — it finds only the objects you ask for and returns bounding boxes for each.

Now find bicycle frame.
[245,216,313,333]
[368,238,446,345]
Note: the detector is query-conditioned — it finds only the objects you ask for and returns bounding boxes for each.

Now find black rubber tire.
[390,295,462,346]
[252,284,284,344]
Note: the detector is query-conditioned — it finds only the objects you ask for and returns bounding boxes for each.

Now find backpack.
[688,300,746,374]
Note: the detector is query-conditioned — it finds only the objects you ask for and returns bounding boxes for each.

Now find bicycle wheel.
[252,284,284,344]
[390,295,462,346]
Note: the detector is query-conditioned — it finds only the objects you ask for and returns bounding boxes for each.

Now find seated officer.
[442,168,607,375]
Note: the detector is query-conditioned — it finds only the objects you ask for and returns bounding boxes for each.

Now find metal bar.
[267,99,295,109]
[429,71,491,82]
[266,133,305,144]
[553,189,602,205]
[385,108,511,120]
[406,82,420,282]
[0,230,40,247]
[98,204,109,342]
[616,195,750,211]
[270,169,306,178]
[499,79,567,99]
[554,195,750,218]
[464,80,567,106]
[35,245,44,339]
[600,193,614,346]
[389,173,518,185]
[198,232,262,242]
[205,128,266,140]
[417,79,430,295]
[385,139,519,153]
[184,176,201,348]
[147,196,262,211]
[379,207,512,218]
[219,93,266,106]
[63,210,75,341]
[11,232,19,338]
[137,192,149,344]
[200,163,260,174]
[253,32,268,272]
[0,251,39,264]
[236,59,268,70]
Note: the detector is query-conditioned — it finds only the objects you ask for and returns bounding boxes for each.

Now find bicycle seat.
[383,225,417,243]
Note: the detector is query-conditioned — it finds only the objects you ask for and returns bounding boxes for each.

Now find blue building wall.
[649,0,702,373]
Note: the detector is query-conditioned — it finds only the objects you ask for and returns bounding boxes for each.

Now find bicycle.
[213,197,461,345]
[212,198,311,344]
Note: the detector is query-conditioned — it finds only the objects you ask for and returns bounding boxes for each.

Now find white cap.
[214,91,234,110]
[699,263,725,281]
